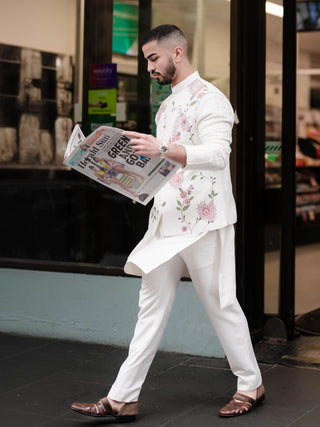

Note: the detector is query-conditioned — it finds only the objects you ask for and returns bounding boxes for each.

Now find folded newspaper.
[63,125,181,205]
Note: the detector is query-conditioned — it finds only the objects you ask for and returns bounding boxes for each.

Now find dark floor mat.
[255,333,320,369]
[295,308,320,335]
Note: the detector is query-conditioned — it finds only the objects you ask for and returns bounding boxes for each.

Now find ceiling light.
[266,2,284,18]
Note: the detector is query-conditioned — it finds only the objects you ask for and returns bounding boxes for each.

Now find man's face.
[142,40,176,85]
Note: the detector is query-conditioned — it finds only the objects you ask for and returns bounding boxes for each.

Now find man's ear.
[173,46,184,63]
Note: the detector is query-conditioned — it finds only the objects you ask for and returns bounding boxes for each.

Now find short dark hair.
[142,24,186,47]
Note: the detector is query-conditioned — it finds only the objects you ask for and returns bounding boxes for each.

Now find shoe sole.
[71,407,135,422]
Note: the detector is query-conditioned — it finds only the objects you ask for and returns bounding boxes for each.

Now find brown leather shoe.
[70,397,139,422]
[219,384,265,417]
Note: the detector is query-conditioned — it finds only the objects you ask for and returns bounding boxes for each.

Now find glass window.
[265,3,283,190]
[0,0,231,272]
[264,0,283,314]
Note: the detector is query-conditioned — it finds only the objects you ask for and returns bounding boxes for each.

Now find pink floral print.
[169,170,218,232]
[149,206,160,224]
[169,112,191,144]
[156,100,168,122]
[197,200,216,222]
[169,171,185,189]
[189,79,206,98]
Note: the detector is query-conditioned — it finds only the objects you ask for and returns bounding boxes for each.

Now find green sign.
[265,141,282,154]
[88,88,117,115]
[112,2,138,56]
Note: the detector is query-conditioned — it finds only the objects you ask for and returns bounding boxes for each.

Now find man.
[71,24,265,422]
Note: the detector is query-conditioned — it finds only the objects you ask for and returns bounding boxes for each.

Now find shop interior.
[265,0,320,337]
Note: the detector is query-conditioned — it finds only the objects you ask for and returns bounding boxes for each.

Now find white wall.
[296,49,311,111]
[0,0,77,55]
[203,18,230,95]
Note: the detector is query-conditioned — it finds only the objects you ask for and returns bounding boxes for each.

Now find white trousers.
[108,229,262,402]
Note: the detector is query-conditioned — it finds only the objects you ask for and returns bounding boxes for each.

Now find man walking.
[71,24,264,422]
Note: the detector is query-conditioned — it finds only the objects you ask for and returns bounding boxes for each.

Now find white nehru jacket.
[125,71,238,308]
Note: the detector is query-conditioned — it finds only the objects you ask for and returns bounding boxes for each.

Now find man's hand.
[123,130,187,167]
[123,130,162,158]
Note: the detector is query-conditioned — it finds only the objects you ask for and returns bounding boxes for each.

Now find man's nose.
[147,62,155,72]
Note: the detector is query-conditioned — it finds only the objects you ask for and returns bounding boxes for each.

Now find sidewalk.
[1,331,320,427]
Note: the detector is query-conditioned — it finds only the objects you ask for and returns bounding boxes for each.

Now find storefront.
[0,0,319,351]
[264,0,320,340]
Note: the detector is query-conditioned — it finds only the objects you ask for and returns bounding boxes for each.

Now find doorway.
[264,0,296,338]
[264,0,320,339]
[295,2,320,336]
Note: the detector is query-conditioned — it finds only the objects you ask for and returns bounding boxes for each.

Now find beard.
[152,58,176,85]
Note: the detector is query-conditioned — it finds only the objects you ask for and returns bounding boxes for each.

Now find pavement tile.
[1,332,320,427]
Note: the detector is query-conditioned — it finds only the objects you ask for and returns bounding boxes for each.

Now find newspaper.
[63,125,181,205]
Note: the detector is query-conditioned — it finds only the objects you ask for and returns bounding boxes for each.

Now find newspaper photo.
[63,125,181,205]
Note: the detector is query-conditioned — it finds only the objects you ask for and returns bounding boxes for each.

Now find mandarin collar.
[171,71,199,95]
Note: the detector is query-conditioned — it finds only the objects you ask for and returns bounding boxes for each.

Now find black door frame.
[231,0,297,341]
[279,0,296,339]
[230,0,266,342]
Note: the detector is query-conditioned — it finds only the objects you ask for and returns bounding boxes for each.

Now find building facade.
[1,0,319,355]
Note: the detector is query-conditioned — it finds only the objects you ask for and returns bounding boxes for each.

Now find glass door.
[264,0,297,338]
[295,2,320,332]
[264,0,284,316]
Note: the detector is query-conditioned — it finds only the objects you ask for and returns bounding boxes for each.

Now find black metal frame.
[279,0,297,338]
[82,0,114,133]
[137,0,151,133]
[232,0,297,340]
[231,0,266,341]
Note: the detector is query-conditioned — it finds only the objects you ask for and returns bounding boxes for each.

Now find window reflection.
[264,0,283,315]
[265,4,283,189]
[0,0,231,270]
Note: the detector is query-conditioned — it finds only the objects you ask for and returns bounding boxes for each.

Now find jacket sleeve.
[184,91,235,171]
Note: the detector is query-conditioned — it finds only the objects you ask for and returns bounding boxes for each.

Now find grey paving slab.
[1,333,320,427]
[261,364,320,411]
[0,332,52,360]
[288,406,320,427]
[0,339,112,394]
[0,408,51,427]
[159,400,305,427]
[0,376,92,418]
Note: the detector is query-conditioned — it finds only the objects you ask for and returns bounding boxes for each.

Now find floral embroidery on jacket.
[149,206,160,223]
[189,79,206,97]
[156,100,168,123]
[169,170,185,189]
[188,81,209,106]
[170,84,210,145]
[197,200,216,222]
[169,111,192,144]
[150,73,236,236]
[169,171,218,232]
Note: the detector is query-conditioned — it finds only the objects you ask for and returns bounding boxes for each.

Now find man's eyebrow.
[146,52,157,60]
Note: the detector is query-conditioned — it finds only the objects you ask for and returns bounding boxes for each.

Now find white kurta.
[124,71,237,308]
[107,75,262,404]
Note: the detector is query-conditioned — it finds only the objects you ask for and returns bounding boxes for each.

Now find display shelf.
[296,158,320,167]
[295,155,320,244]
